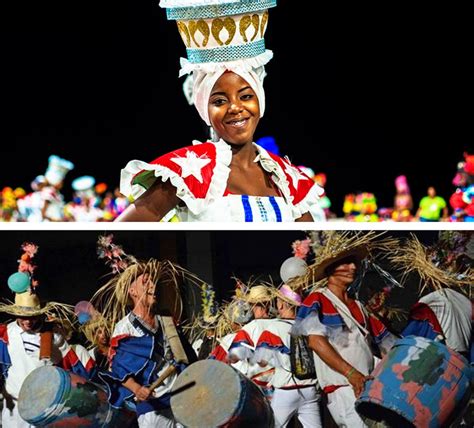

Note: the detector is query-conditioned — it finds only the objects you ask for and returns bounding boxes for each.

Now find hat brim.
[0,303,47,317]
[311,246,369,282]
[276,292,301,307]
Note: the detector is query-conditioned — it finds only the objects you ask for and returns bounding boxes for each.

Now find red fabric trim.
[60,348,79,370]
[346,300,365,327]
[210,344,228,362]
[108,334,130,362]
[257,331,284,348]
[323,384,347,394]
[409,303,444,335]
[266,152,315,204]
[0,324,8,345]
[232,329,255,348]
[85,357,96,373]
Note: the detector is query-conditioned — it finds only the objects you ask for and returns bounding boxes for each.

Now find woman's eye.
[211,98,226,106]
[241,94,253,100]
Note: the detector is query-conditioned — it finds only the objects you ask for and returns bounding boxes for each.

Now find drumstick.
[147,365,177,391]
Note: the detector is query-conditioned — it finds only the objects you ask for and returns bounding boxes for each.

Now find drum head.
[171,360,242,427]
[18,366,70,425]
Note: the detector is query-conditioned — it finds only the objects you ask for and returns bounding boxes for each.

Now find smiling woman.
[116,0,324,222]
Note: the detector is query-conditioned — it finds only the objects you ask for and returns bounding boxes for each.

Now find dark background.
[0,1,469,216]
[0,230,440,325]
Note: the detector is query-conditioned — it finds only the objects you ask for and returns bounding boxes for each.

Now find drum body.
[171,359,274,427]
[18,366,134,427]
[356,336,472,428]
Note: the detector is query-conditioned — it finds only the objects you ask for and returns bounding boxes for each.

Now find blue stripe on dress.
[241,195,253,222]
[269,196,282,222]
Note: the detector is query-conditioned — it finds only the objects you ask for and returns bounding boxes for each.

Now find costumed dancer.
[392,175,413,221]
[254,284,322,428]
[291,231,399,427]
[118,0,324,222]
[227,283,277,398]
[91,234,201,427]
[66,175,104,222]
[0,242,93,427]
[208,296,253,376]
[391,232,474,361]
[449,152,474,222]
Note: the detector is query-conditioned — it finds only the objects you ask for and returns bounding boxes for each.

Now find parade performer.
[0,243,92,427]
[117,0,323,222]
[91,235,201,427]
[392,175,413,221]
[254,284,322,428]
[227,284,276,398]
[292,232,398,427]
[391,231,474,360]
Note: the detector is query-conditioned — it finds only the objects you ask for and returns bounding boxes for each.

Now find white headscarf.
[179,51,273,126]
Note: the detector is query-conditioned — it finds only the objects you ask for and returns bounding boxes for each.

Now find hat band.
[166,0,277,20]
[186,38,265,63]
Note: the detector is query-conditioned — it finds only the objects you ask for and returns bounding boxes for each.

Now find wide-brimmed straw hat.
[390,231,474,293]
[0,242,73,320]
[292,231,397,290]
[240,284,273,304]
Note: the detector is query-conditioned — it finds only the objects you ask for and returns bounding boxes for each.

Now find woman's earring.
[210,127,220,142]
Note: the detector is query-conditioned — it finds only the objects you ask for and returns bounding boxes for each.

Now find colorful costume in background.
[293,289,396,428]
[254,318,321,428]
[121,140,323,221]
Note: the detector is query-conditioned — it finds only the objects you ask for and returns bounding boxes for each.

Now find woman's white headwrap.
[179,50,273,126]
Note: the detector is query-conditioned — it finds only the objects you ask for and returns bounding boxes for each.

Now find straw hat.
[274,284,302,307]
[292,231,398,290]
[240,284,273,304]
[0,242,73,320]
[390,231,474,293]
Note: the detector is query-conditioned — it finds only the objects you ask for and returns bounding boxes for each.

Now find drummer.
[393,233,474,361]
[0,243,93,428]
[91,248,200,428]
[291,232,397,428]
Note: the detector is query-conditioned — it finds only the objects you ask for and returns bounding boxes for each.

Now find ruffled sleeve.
[120,140,231,216]
[0,324,11,379]
[255,145,325,220]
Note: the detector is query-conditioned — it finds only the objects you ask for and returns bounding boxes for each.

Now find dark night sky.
[0,230,440,325]
[0,2,470,216]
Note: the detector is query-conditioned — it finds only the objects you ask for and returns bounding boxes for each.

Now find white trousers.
[2,400,35,428]
[326,387,367,428]
[271,386,322,428]
[137,407,183,428]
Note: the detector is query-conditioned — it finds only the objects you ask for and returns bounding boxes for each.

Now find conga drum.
[355,336,473,428]
[170,359,274,427]
[18,366,135,427]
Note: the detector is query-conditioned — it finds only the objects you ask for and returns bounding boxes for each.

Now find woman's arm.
[115,180,179,222]
[295,212,314,222]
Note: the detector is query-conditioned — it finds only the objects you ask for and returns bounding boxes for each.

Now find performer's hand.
[135,385,152,402]
[347,369,372,397]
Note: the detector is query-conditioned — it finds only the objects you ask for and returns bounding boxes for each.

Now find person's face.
[96,327,109,347]
[208,72,260,146]
[17,316,42,333]
[130,273,157,309]
[428,187,436,197]
[330,259,358,286]
[252,303,269,319]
